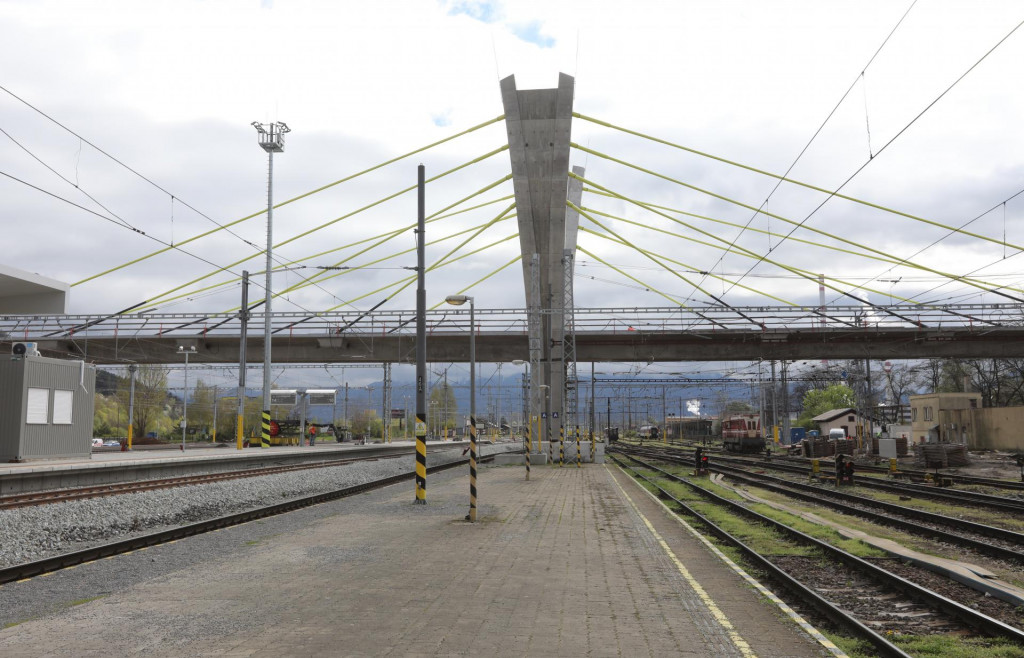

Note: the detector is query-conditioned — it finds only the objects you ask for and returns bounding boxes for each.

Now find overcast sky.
[2,1,1023,390]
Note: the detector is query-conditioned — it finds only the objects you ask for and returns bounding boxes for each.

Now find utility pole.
[414,163,427,503]
[770,359,778,444]
[236,270,249,450]
[127,364,137,450]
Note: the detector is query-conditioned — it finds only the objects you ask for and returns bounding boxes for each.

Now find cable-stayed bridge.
[4,72,1024,434]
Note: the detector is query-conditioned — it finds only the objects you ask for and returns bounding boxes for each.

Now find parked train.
[721,413,766,453]
[638,425,661,440]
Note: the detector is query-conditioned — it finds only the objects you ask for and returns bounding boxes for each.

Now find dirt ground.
[916,449,1023,481]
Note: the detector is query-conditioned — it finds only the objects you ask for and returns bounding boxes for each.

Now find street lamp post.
[178,345,196,451]
[446,295,476,522]
[252,120,290,450]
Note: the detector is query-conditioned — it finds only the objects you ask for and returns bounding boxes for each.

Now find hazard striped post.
[559,425,564,467]
[415,413,426,502]
[525,420,531,481]
[590,427,596,463]
[469,414,478,522]
[261,410,270,448]
[576,425,581,468]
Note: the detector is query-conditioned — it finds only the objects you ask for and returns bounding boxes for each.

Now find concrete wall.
[972,407,1024,452]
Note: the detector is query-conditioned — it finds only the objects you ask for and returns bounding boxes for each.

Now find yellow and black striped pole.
[559,425,564,467]
[525,421,531,481]
[590,427,596,463]
[547,416,553,465]
[261,410,271,448]
[576,425,581,468]
[415,412,426,502]
[468,414,478,522]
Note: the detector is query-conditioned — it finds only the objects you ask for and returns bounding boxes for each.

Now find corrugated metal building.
[0,355,95,462]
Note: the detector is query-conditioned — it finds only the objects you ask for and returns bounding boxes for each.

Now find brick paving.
[0,464,830,657]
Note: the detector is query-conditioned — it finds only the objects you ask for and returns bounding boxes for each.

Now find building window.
[969,398,978,408]
[27,388,49,424]
[848,415,855,422]
[912,407,918,421]
[53,390,74,424]
[924,406,933,421]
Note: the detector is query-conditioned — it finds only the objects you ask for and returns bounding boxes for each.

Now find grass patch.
[68,595,107,607]
[856,489,1024,532]
[893,634,1024,657]
[747,504,888,558]
[825,632,883,658]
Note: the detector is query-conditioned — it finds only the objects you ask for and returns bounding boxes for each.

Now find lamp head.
[444,294,472,306]
[511,359,527,366]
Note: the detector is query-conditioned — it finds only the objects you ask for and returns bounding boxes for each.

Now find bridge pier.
[500,72,575,446]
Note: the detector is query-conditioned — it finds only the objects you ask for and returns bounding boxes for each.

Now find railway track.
[623,445,1024,564]
[611,451,1024,656]
[0,453,407,510]
[0,455,488,586]
[649,442,1024,514]
[646,440,1024,491]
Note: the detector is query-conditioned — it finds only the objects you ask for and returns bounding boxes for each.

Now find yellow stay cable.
[575,174,938,309]
[263,180,514,304]
[274,205,517,311]
[429,254,523,310]
[569,200,732,307]
[74,114,506,287]
[575,246,699,310]
[574,113,1024,253]
[143,211,517,313]
[323,233,520,313]
[578,226,795,306]
[579,206,923,304]
[582,187,1013,296]
[126,154,511,313]
[571,170,1024,300]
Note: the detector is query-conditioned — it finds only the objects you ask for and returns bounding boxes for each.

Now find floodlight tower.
[252,120,291,447]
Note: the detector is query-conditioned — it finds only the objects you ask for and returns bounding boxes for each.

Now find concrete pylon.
[500,72,574,450]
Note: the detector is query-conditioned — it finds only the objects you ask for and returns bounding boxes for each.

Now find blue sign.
[541,412,547,418]
[553,412,559,418]
[841,370,848,379]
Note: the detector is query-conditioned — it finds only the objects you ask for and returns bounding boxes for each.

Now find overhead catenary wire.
[122,149,511,314]
[136,187,518,314]
[259,203,517,319]
[571,148,1024,304]
[70,115,507,288]
[724,15,1024,303]
[574,174,979,328]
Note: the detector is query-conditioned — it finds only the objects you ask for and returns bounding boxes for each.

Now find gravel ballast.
[0,445,519,568]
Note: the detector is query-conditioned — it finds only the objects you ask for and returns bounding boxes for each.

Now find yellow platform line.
[607,467,756,657]
[611,465,847,658]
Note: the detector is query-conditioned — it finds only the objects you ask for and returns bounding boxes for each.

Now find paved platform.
[0,463,833,657]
